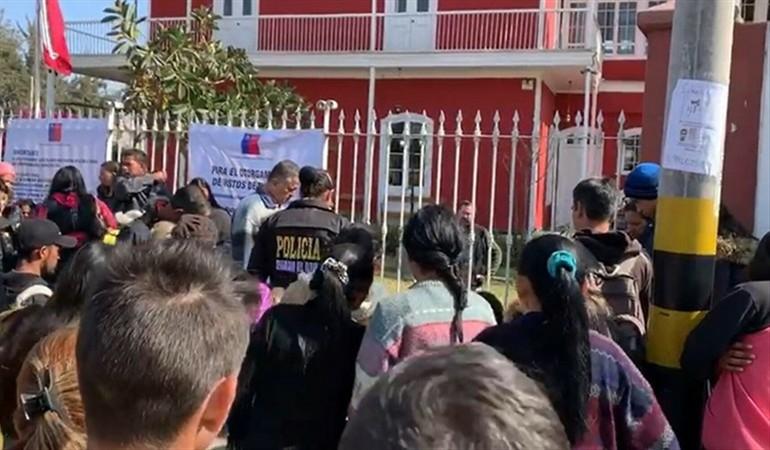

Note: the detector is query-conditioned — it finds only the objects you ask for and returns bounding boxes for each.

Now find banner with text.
[189,124,325,212]
[4,119,108,203]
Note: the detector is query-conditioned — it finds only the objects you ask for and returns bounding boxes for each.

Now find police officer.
[248,166,349,289]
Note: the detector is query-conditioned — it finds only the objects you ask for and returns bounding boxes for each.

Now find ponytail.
[309,257,352,340]
[519,239,591,444]
[436,262,467,344]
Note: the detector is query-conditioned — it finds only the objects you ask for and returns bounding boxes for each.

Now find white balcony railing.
[65,8,596,57]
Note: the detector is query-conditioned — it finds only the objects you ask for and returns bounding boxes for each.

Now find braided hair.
[403,205,468,344]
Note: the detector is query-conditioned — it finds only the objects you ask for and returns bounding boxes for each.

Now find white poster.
[662,79,729,177]
[189,123,325,212]
[4,119,108,203]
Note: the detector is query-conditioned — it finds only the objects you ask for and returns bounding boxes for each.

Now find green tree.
[0,10,31,107]
[0,9,111,110]
[103,0,305,121]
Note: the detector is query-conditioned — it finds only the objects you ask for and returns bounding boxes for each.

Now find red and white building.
[64,0,770,234]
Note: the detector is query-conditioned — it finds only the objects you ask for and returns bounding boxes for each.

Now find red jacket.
[36,192,117,246]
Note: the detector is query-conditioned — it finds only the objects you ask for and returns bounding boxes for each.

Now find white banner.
[189,124,325,212]
[4,118,108,203]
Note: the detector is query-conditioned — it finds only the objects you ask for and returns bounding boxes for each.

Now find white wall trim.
[754,24,770,236]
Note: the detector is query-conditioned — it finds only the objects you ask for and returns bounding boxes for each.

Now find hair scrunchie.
[321,257,349,286]
[546,250,577,279]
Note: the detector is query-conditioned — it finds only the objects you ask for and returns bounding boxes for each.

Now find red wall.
[151,0,212,17]
[603,60,646,82]
[276,77,536,230]
[640,12,767,230]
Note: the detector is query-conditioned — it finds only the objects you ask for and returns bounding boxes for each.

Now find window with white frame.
[597,1,638,55]
[621,130,642,173]
[741,0,756,21]
[388,121,427,188]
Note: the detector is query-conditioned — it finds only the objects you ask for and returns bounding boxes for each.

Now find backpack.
[589,255,647,362]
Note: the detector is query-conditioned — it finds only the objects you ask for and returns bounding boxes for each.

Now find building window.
[598,1,638,55]
[243,0,253,16]
[388,121,425,188]
[396,0,407,13]
[621,132,642,173]
[417,0,430,12]
[741,0,756,21]
[223,0,232,17]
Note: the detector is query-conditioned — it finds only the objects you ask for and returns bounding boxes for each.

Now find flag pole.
[45,70,55,115]
[33,0,42,118]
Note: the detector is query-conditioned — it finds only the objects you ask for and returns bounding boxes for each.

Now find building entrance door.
[213,0,257,52]
[384,0,436,52]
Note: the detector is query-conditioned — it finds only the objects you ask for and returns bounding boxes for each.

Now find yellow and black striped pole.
[645,2,736,449]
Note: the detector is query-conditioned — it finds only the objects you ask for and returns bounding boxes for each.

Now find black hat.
[17,219,77,251]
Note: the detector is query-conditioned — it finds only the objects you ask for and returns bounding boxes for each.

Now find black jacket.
[0,272,51,313]
[247,199,349,289]
[227,300,364,450]
[113,174,170,213]
[681,281,770,380]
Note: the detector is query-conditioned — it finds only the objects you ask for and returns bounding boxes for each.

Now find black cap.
[17,219,78,251]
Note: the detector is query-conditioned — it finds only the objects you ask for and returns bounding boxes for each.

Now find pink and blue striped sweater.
[351,280,496,408]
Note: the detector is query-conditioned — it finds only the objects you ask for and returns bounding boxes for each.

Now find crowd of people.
[0,151,766,450]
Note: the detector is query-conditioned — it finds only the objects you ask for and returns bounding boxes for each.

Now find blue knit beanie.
[624,162,660,200]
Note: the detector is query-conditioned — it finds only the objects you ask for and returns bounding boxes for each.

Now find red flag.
[39,0,72,76]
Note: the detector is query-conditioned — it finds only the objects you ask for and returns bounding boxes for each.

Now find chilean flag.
[48,123,62,142]
[39,0,72,76]
[241,133,261,156]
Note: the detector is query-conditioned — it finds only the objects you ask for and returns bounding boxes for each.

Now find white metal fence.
[0,103,633,303]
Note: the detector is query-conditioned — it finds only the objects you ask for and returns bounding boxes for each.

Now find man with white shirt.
[231,161,300,268]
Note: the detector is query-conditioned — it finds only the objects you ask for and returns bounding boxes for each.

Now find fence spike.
[188,110,196,125]
[294,108,302,130]
[455,110,463,135]
[492,110,501,136]
[202,110,210,124]
[618,110,626,127]
[354,110,362,135]
[0,108,5,128]
[214,111,220,126]
[575,111,583,127]
[309,110,317,129]
[240,110,247,128]
[438,110,446,136]
[227,111,234,127]
[176,112,183,132]
[553,111,561,128]
[163,111,171,132]
[513,110,520,134]
[337,109,346,133]
[474,110,482,137]
[280,109,289,130]
[597,110,605,129]
[266,108,274,130]
[253,109,260,129]
[87,108,94,119]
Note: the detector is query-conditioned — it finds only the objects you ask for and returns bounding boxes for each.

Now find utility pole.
[646,1,735,449]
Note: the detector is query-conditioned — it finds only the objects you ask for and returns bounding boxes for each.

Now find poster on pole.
[4,118,108,203]
[189,123,325,212]
[662,79,729,178]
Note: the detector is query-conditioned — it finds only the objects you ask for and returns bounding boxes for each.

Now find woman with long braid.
[476,234,678,449]
[351,205,496,409]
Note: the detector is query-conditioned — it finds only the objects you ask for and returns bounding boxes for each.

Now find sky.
[1,0,148,28]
